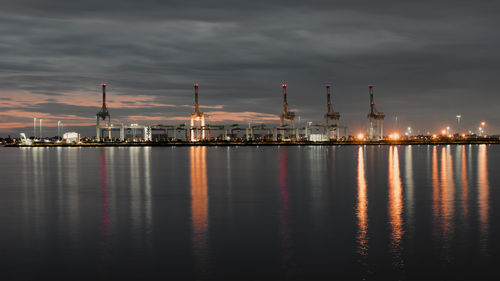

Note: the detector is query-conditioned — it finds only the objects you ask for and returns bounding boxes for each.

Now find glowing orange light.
[432,134,437,139]
[389,133,400,140]
[356,133,364,140]
[441,130,446,135]
[481,122,486,127]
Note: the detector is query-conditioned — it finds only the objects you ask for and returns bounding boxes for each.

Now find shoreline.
[4,139,500,147]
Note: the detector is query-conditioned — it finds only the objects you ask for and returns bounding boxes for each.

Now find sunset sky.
[1,0,499,136]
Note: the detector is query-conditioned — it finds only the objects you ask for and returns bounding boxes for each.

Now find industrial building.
[90,82,391,143]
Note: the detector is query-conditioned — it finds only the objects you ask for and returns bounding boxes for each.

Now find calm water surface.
[0,145,499,280]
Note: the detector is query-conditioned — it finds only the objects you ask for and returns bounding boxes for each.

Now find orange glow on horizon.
[0,110,280,131]
[0,90,177,109]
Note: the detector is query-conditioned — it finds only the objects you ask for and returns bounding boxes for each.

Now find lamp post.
[57,120,61,140]
[394,114,399,132]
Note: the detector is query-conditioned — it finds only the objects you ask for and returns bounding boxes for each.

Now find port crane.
[190,83,206,141]
[323,84,341,139]
[366,84,385,140]
[280,84,295,127]
[96,83,111,126]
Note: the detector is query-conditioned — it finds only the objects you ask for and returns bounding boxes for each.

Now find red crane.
[280,84,295,127]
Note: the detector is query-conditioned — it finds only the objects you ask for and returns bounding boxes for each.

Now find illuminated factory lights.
[83,81,497,144]
[388,133,400,140]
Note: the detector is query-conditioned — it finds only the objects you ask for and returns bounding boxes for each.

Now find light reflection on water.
[388,146,403,269]
[432,145,439,228]
[461,146,468,217]
[478,144,489,253]
[1,145,496,280]
[279,148,293,274]
[190,146,210,275]
[404,146,414,236]
[440,146,455,251]
[100,150,111,262]
[356,146,368,256]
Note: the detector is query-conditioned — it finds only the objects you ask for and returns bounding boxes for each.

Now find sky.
[0,0,499,137]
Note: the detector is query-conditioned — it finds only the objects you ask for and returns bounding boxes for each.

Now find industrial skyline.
[88,82,489,142]
[2,81,494,138]
[0,0,499,136]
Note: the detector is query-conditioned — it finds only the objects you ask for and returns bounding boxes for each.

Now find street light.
[394,114,399,132]
[57,120,61,140]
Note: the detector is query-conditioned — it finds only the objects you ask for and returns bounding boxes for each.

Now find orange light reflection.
[440,146,455,243]
[478,145,489,251]
[356,147,368,256]
[461,146,468,217]
[190,146,209,274]
[432,146,439,223]
[388,146,403,267]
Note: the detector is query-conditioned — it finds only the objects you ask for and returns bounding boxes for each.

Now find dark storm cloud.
[1,0,499,135]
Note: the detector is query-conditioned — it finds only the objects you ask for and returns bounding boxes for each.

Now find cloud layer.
[1,1,499,136]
